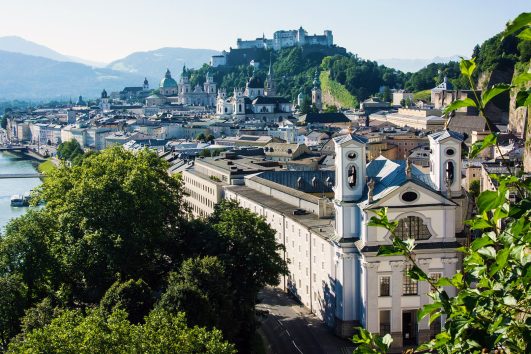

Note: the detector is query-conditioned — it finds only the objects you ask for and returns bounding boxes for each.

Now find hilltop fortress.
[211,27,345,67]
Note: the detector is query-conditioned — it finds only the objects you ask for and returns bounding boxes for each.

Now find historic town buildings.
[180,129,466,349]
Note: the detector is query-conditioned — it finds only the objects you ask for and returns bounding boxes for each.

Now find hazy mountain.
[0,50,144,100]
[376,55,464,73]
[0,36,105,67]
[108,47,219,84]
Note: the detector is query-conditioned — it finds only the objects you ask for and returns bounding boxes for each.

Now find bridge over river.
[0,173,44,179]
[0,146,28,152]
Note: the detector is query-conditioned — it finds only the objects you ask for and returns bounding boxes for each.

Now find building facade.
[179,130,466,349]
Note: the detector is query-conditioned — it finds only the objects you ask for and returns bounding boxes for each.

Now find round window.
[401,191,418,202]
[347,152,357,160]
[446,148,455,156]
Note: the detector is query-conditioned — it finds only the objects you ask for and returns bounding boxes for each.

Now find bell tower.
[311,70,322,111]
[333,133,368,239]
[428,130,464,198]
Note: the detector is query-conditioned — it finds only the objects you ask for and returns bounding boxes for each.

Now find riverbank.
[0,151,42,231]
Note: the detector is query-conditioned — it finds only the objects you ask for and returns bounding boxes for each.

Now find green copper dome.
[159,69,177,88]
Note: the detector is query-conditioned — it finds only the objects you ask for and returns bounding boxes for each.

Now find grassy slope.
[38,159,55,174]
[413,89,431,102]
[320,71,358,108]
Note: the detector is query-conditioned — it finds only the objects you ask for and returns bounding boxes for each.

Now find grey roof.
[303,112,350,124]
[359,156,440,207]
[332,133,369,145]
[429,129,464,142]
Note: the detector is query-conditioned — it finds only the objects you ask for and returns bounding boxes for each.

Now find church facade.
[220,130,465,349]
[215,64,293,122]
[155,68,217,107]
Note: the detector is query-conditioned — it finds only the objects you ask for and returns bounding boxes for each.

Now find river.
[0,151,42,232]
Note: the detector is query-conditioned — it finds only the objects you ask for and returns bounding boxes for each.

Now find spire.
[312,70,321,89]
[268,52,273,76]
[144,77,148,85]
[165,69,171,78]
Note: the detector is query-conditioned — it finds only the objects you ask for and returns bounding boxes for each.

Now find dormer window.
[395,216,431,240]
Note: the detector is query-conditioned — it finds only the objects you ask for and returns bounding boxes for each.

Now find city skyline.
[1,0,528,63]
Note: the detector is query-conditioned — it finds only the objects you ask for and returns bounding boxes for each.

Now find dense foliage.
[56,139,85,165]
[0,146,288,352]
[319,71,358,108]
[321,55,407,101]
[8,308,236,354]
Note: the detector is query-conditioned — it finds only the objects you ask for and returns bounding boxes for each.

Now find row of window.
[184,188,214,209]
[379,269,443,296]
[183,175,216,196]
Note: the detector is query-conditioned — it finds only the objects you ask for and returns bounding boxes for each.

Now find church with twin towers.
[216,129,467,349]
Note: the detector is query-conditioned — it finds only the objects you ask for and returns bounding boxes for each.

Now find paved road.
[257,287,355,354]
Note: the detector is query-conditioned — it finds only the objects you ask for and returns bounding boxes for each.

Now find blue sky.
[1,0,529,63]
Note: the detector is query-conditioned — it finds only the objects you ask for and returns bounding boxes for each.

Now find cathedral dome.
[159,69,178,88]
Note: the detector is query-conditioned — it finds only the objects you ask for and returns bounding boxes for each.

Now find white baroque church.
[218,129,466,349]
[215,64,293,122]
[150,68,217,107]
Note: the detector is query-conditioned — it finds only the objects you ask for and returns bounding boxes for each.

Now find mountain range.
[0,36,462,100]
[0,36,218,100]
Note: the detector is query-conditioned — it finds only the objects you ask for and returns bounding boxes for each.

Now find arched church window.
[347,165,357,188]
[239,104,242,112]
[395,216,431,240]
[445,161,455,185]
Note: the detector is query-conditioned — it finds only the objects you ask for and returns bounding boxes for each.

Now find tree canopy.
[0,146,287,352]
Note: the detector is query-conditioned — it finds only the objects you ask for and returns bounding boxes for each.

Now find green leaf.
[503,295,517,306]
[515,89,531,108]
[408,265,428,281]
[465,218,493,230]
[459,58,477,77]
[443,98,477,115]
[477,246,496,259]
[517,27,531,40]
[482,84,512,106]
[512,72,531,86]
[469,133,497,159]
[381,334,393,348]
[470,235,495,251]
[502,12,531,39]
[418,302,442,321]
[435,277,453,287]
[477,189,505,213]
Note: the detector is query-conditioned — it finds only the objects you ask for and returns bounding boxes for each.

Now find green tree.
[100,279,154,324]
[0,210,57,303]
[469,179,480,198]
[0,115,7,129]
[158,257,234,339]
[8,308,236,354]
[205,134,215,143]
[209,200,288,349]
[323,105,338,113]
[56,139,84,164]
[195,133,206,141]
[0,276,26,351]
[380,86,391,102]
[36,147,187,304]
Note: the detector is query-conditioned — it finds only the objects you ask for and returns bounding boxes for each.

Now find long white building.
[181,130,466,350]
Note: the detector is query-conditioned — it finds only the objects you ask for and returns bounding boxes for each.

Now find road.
[257,287,355,354]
